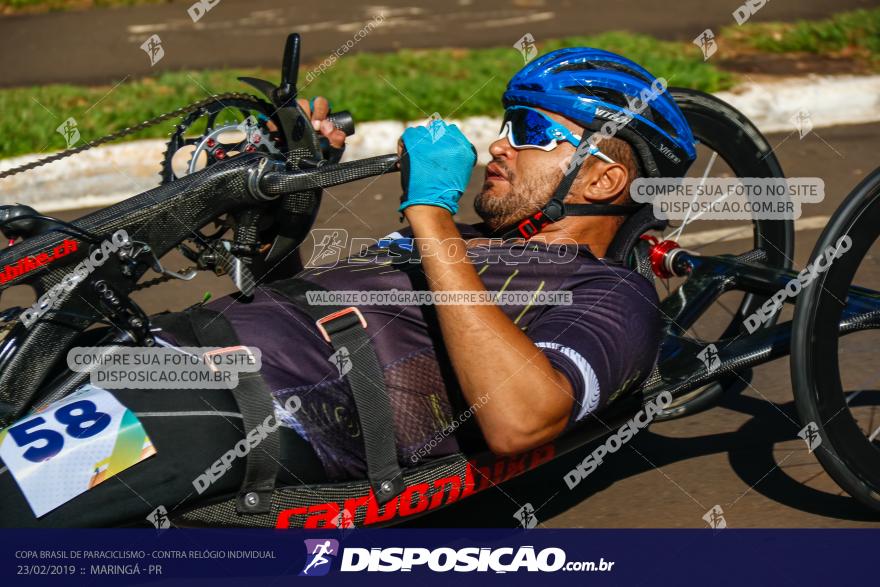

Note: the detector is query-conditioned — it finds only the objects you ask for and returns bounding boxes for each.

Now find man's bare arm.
[404,205,574,455]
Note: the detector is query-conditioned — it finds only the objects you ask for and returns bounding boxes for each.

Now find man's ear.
[576,162,629,203]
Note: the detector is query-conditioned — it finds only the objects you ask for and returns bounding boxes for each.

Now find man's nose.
[489,136,516,161]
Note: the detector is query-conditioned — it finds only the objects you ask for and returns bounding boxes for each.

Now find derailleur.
[181,239,257,297]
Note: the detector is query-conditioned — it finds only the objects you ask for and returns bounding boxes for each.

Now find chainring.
[160,96,284,184]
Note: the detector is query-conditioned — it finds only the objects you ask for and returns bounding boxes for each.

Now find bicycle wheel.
[791,166,880,513]
[650,89,794,419]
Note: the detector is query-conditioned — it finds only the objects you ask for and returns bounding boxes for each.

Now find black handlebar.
[326,110,355,137]
[0,205,63,240]
[259,153,399,196]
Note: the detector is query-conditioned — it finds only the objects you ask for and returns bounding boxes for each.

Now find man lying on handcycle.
[1,48,697,526]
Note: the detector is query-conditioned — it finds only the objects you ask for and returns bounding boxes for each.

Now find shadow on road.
[404,389,880,527]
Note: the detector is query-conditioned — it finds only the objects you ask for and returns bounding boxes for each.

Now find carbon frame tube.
[640,250,880,404]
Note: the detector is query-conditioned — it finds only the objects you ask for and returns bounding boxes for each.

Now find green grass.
[723,7,880,61]
[301,32,733,122]
[1,9,875,159]
[0,31,731,159]
[7,3,880,159]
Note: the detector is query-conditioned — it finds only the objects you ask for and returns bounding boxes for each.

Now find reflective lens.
[501,107,558,149]
[499,106,615,164]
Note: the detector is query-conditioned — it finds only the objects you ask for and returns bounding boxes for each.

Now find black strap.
[266,278,406,505]
[153,308,280,515]
[495,131,641,240]
[565,203,643,216]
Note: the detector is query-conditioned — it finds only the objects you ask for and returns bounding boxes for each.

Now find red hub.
[639,235,681,279]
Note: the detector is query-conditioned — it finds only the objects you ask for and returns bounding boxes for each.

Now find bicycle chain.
[0,92,267,180]
[2,93,266,293]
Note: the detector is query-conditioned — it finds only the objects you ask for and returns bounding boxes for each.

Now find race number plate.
[0,385,156,517]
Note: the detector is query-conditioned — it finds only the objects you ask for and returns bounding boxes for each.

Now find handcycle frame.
[0,31,877,526]
[636,247,880,409]
[1,153,876,528]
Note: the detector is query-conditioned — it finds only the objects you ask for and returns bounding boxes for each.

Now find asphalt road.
[0,0,875,87]
[3,121,879,528]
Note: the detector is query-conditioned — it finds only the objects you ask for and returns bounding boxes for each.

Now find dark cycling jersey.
[173,224,662,481]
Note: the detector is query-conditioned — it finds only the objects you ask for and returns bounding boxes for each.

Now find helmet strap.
[495,131,641,240]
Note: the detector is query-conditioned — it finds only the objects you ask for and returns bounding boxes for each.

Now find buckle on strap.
[202,345,256,373]
[316,306,367,343]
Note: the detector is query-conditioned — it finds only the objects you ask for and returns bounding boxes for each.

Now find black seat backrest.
[604,205,668,397]
[603,204,667,266]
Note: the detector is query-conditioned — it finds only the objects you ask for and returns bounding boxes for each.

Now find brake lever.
[133,242,198,282]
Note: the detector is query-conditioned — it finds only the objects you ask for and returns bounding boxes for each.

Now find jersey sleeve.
[525,267,662,425]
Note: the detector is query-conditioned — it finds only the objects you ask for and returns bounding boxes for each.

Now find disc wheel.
[791,166,880,513]
[650,88,794,420]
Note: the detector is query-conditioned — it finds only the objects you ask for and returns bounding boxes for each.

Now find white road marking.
[466,11,556,28]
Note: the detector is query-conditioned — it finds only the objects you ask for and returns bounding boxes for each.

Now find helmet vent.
[563,85,630,109]
[511,82,543,92]
[553,61,653,86]
[646,106,678,139]
[562,86,679,140]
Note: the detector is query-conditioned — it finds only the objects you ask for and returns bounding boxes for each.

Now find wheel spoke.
[668,151,718,241]
[867,404,877,441]
[651,90,791,425]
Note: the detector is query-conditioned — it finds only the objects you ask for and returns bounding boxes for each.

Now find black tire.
[652,89,794,420]
[791,166,880,513]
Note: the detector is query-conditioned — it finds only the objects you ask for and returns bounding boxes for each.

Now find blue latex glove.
[399,120,477,215]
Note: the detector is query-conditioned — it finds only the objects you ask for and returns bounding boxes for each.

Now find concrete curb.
[3,74,879,212]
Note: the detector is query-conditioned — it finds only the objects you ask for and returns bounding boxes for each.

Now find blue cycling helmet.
[503,47,696,179]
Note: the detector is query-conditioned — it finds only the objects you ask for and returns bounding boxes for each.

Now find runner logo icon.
[300,539,339,576]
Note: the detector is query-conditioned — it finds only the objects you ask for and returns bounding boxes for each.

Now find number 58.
[7,400,111,463]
